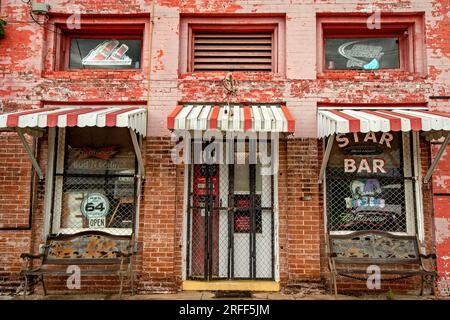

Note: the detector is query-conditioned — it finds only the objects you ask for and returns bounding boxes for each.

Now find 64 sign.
[81,193,110,228]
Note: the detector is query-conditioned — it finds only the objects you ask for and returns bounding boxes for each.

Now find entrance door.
[187,160,274,280]
[189,164,220,279]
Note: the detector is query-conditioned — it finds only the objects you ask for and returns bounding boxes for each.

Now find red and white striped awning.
[167,104,295,132]
[0,106,147,136]
[318,108,450,138]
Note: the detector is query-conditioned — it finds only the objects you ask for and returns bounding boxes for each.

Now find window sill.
[317,70,426,81]
[55,228,133,236]
[329,230,411,236]
[43,69,146,80]
[179,71,286,81]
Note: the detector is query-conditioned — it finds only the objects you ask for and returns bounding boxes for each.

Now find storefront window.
[53,127,136,235]
[326,132,408,232]
[325,38,400,70]
[69,38,142,69]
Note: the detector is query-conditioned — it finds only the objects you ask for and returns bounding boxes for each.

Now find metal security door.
[187,162,274,280]
[188,164,220,279]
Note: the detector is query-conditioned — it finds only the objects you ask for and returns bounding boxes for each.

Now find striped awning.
[0,106,147,136]
[167,104,295,132]
[318,108,450,138]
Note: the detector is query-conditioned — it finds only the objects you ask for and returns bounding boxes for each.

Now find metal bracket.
[129,128,145,179]
[318,134,335,184]
[424,132,450,184]
[16,128,44,180]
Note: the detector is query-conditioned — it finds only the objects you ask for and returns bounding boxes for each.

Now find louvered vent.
[192,32,273,71]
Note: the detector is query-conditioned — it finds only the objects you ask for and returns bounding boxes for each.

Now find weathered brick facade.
[0,0,448,296]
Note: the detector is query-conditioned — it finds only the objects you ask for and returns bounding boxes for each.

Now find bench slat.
[334,257,420,264]
[335,269,434,275]
[20,231,135,298]
[44,259,129,265]
[330,231,419,261]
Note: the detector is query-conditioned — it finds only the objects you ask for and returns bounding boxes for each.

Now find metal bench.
[20,231,135,299]
[328,231,436,295]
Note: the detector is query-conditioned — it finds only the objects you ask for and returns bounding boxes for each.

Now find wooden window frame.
[317,14,426,75]
[51,126,138,236]
[180,16,286,75]
[45,15,150,72]
[325,131,414,235]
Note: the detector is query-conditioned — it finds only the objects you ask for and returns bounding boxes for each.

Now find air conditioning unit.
[31,2,50,15]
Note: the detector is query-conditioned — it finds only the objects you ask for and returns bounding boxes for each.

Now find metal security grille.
[192,32,273,71]
[325,132,409,233]
[186,142,274,280]
[326,168,408,232]
[54,173,136,234]
[51,127,137,235]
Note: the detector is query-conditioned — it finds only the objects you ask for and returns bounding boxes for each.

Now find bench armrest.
[20,253,44,272]
[419,253,436,260]
[20,253,43,260]
[114,250,133,258]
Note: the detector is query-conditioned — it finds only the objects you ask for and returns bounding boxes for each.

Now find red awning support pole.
[424,131,450,184]
[318,134,335,184]
[15,128,44,180]
[129,128,145,179]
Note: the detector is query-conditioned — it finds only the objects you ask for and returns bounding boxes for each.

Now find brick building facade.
[0,0,448,296]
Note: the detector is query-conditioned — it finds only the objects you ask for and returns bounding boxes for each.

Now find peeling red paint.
[153,49,165,72]
[0,0,449,296]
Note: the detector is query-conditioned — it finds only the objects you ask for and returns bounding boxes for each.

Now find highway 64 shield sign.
[81,193,110,228]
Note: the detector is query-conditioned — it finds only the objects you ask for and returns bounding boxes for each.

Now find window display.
[54,127,137,234]
[69,38,142,69]
[325,38,400,70]
[326,132,407,232]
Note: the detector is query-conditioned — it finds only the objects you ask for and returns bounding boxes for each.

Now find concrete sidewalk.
[2,291,443,300]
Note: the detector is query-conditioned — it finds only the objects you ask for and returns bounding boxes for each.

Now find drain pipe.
[146,0,156,110]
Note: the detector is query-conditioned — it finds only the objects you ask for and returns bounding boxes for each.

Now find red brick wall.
[0,134,33,229]
[137,137,182,293]
[431,139,450,296]
[279,138,322,286]
[0,133,47,294]
[0,0,449,296]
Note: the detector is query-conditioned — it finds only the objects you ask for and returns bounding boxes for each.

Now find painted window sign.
[326,132,406,232]
[69,38,142,69]
[325,38,400,70]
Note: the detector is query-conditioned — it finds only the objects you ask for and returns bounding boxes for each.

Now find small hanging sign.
[234,215,251,233]
[81,193,110,228]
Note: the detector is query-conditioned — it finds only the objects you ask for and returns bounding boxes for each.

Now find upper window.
[68,37,143,70]
[45,15,149,71]
[179,16,285,74]
[324,37,400,70]
[317,14,426,74]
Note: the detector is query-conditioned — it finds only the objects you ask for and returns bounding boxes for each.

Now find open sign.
[88,217,106,228]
